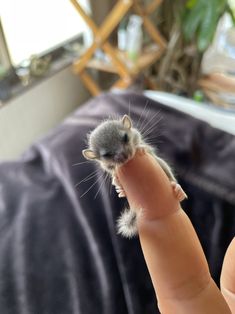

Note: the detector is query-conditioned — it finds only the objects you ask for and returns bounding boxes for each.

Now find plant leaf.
[197,1,217,51]
[182,2,205,41]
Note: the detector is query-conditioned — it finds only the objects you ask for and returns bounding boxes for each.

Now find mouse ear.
[121,114,132,129]
[82,149,97,160]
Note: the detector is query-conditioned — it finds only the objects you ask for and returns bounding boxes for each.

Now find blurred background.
[0,0,235,159]
[0,2,235,313]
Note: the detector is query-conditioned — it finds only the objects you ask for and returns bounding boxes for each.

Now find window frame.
[0,2,90,103]
[0,19,11,71]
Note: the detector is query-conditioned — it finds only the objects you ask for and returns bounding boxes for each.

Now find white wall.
[0,67,90,160]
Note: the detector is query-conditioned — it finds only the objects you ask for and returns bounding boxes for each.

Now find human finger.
[221,237,235,312]
[116,151,231,314]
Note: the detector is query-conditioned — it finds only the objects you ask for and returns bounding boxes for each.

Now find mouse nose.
[114,152,128,163]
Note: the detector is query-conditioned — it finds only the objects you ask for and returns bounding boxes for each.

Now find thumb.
[221,238,235,312]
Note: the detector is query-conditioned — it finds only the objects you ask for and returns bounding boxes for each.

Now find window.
[0,0,90,66]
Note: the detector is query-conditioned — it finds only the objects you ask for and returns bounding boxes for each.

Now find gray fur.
[84,117,142,173]
[83,115,177,238]
[117,209,138,238]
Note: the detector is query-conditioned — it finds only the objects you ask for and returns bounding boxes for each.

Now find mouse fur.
[82,115,184,238]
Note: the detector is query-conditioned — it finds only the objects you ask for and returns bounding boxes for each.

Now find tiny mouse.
[82,114,187,238]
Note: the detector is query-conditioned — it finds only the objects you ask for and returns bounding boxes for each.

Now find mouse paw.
[171,181,188,202]
[136,146,147,156]
[112,175,126,198]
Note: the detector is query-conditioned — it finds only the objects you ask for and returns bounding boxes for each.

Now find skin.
[116,149,233,314]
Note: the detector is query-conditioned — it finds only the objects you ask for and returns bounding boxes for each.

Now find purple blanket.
[0,91,234,313]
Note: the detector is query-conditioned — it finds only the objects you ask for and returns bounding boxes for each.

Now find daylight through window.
[0,0,90,65]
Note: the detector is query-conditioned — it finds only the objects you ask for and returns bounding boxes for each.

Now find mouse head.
[82,115,141,171]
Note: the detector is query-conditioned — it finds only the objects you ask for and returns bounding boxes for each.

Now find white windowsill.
[145,90,235,136]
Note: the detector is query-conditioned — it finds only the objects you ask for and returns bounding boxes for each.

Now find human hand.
[116,150,233,314]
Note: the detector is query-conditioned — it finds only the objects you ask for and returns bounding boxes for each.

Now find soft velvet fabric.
[0,91,234,313]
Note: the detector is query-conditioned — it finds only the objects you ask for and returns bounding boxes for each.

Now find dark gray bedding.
[0,91,234,313]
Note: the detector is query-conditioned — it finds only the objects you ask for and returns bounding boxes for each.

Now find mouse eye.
[122,133,129,144]
[102,152,113,158]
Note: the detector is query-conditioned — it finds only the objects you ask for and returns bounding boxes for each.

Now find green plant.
[153,0,234,95]
[182,0,234,52]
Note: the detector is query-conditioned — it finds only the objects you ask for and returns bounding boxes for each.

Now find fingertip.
[116,152,180,219]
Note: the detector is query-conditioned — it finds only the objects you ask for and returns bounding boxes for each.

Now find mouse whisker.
[144,134,164,142]
[138,111,151,135]
[72,160,92,166]
[145,128,164,138]
[135,100,149,129]
[148,129,165,138]
[142,123,161,139]
[80,172,104,198]
[138,106,151,133]
[94,172,109,199]
[140,109,161,129]
[75,168,101,187]
[138,110,159,135]
[140,111,162,135]
[142,128,164,146]
[144,138,163,146]
[141,115,163,138]
[143,132,163,140]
